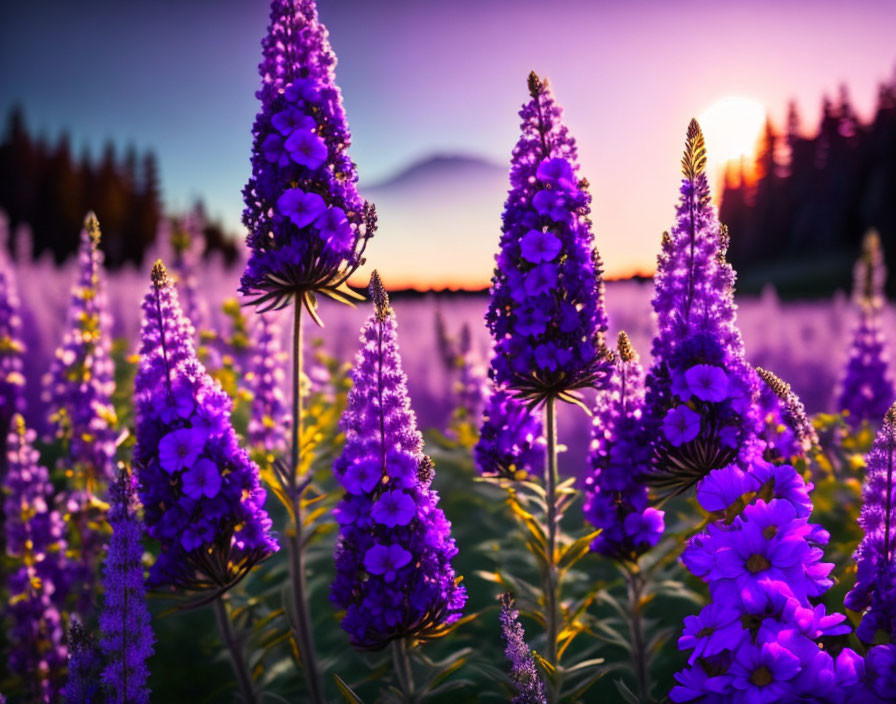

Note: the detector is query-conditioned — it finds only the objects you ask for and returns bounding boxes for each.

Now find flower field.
[1,1,895,703]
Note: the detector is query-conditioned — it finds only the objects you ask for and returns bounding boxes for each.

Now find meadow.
[1,1,895,703]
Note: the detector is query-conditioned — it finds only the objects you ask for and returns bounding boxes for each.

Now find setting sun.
[698,96,768,164]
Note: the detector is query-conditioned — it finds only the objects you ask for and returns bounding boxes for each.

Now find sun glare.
[698,96,767,164]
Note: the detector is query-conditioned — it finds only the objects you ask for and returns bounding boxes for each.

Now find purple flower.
[583,333,665,559]
[241,0,374,312]
[673,460,849,703]
[696,465,753,512]
[498,593,547,704]
[99,469,154,704]
[686,364,730,402]
[519,229,561,263]
[845,404,896,643]
[4,415,69,701]
[285,129,328,169]
[484,72,608,403]
[271,108,315,135]
[331,273,466,649]
[643,121,761,497]
[535,157,575,189]
[158,427,206,474]
[314,205,354,252]
[663,405,702,446]
[182,457,222,499]
[837,232,894,428]
[363,543,411,580]
[134,262,277,591]
[371,490,416,527]
[679,602,745,665]
[474,388,544,479]
[729,641,801,702]
[277,188,326,228]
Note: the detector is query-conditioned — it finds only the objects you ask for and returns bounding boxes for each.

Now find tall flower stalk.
[99,467,154,704]
[583,332,664,700]
[134,262,277,703]
[330,273,466,688]
[240,1,376,700]
[0,246,25,554]
[644,121,760,498]
[44,213,118,613]
[837,230,894,428]
[3,414,69,702]
[484,71,608,701]
[845,402,896,643]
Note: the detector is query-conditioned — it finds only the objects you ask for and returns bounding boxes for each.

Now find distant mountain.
[356,153,509,289]
[362,153,506,196]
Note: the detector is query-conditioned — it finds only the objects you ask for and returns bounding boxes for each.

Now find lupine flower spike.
[837,230,895,427]
[475,388,544,480]
[3,414,69,702]
[584,332,665,561]
[45,212,118,490]
[99,467,154,704]
[134,261,277,594]
[845,402,896,644]
[644,121,761,498]
[331,271,466,650]
[485,71,608,407]
[0,247,25,552]
[499,593,547,704]
[755,366,819,463]
[241,0,375,317]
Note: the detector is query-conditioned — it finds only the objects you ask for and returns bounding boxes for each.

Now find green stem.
[624,565,650,703]
[392,638,416,702]
[213,596,258,704]
[544,395,560,701]
[286,301,326,704]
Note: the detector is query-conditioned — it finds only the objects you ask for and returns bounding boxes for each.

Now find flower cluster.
[44,213,118,487]
[3,415,69,702]
[845,403,896,643]
[331,272,466,650]
[474,388,544,480]
[672,458,858,702]
[0,250,25,558]
[0,250,25,468]
[644,122,760,497]
[246,311,290,456]
[134,261,277,592]
[241,0,374,313]
[485,72,608,405]
[499,593,547,704]
[755,366,818,463]
[100,468,154,704]
[837,230,894,427]
[583,332,664,560]
[63,621,101,704]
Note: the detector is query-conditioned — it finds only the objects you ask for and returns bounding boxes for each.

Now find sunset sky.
[2,0,895,289]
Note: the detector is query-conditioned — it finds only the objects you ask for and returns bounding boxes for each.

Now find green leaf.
[613,678,641,704]
[334,674,365,704]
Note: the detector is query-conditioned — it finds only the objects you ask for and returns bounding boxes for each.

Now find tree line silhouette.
[720,72,896,298]
[0,107,237,268]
